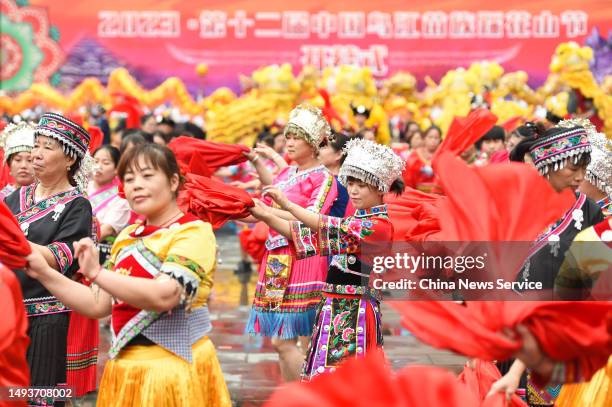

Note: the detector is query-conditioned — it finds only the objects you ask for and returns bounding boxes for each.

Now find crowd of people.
[0,45,611,407]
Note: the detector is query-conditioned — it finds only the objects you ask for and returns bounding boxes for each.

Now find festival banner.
[1,0,611,93]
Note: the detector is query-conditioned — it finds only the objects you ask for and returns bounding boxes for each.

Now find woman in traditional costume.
[244,104,338,382]
[251,138,405,381]
[495,122,605,406]
[4,113,93,405]
[402,125,443,194]
[578,124,611,216]
[24,143,230,406]
[0,122,35,199]
[88,145,131,263]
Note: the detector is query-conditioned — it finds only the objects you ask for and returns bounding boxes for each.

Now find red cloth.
[458,360,527,406]
[385,187,443,242]
[109,93,142,129]
[168,136,249,172]
[238,222,268,263]
[318,88,344,127]
[0,265,30,402]
[434,152,575,242]
[488,150,509,164]
[0,201,31,269]
[434,108,498,160]
[265,351,480,407]
[392,301,612,384]
[177,173,254,229]
[0,150,14,190]
[87,126,104,153]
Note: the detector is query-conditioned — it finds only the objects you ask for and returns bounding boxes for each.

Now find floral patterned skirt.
[301,292,382,381]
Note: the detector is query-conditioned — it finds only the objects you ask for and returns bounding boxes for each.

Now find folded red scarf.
[177,173,254,229]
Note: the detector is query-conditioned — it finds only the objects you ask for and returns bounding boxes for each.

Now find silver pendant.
[20,222,29,237]
[548,234,560,257]
[52,203,66,221]
[571,209,583,230]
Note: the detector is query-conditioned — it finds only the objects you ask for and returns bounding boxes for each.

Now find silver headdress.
[0,122,35,164]
[283,104,331,150]
[557,118,611,195]
[339,139,405,193]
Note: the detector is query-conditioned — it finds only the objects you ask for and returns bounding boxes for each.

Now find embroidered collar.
[354,204,387,218]
[129,213,198,238]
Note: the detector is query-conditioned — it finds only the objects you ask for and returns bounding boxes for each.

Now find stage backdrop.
[1,0,611,93]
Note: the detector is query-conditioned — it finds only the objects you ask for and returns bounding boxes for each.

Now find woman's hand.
[254,143,277,160]
[243,149,259,163]
[73,238,101,280]
[250,199,270,220]
[262,186,290,210]
[25,248,54,280]
[486,369,521,401]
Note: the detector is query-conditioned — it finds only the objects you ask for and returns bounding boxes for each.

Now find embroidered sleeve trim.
[290,220,318,259]
[161,254,206,311]
[48,242,74,274]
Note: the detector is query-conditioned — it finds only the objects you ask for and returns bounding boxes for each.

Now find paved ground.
[79,226,466,406]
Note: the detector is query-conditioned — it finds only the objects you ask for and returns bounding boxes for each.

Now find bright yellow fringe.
[556,356,611,407]
[97,336,231,407]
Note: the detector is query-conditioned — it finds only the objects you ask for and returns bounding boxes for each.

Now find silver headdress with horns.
[283,104,330,150]
[558,118,611,196]
[339,139,405,193]
[0,122,35,164]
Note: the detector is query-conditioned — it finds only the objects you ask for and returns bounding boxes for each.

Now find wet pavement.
[80,226,466,406]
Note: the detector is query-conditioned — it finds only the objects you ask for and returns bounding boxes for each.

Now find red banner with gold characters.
[1,0,611,92]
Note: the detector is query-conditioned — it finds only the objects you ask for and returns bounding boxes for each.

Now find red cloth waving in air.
[392,301,612,385]
[433,108,498,161]
[0,201,31,269]
[168,136,249,172]
[265,351,482,407]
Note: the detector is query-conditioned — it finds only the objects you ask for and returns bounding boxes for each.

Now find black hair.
[140,114,154,125]
[93,145,121,167]
[402,120,421,143]
[389,177,405,196]
[511,122,546,139]
[509,136,538,162]
[325,130,352,165]
[120,132,147,155]
[545,111,563,124]
[423,125,442,138]
[476,125,505,150]
[175,121,205,140]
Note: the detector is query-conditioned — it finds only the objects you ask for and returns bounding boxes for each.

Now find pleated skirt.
[246,246,326,339]
[26,312,70,406]
[66,311,99,397]
[97,336,231,407]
